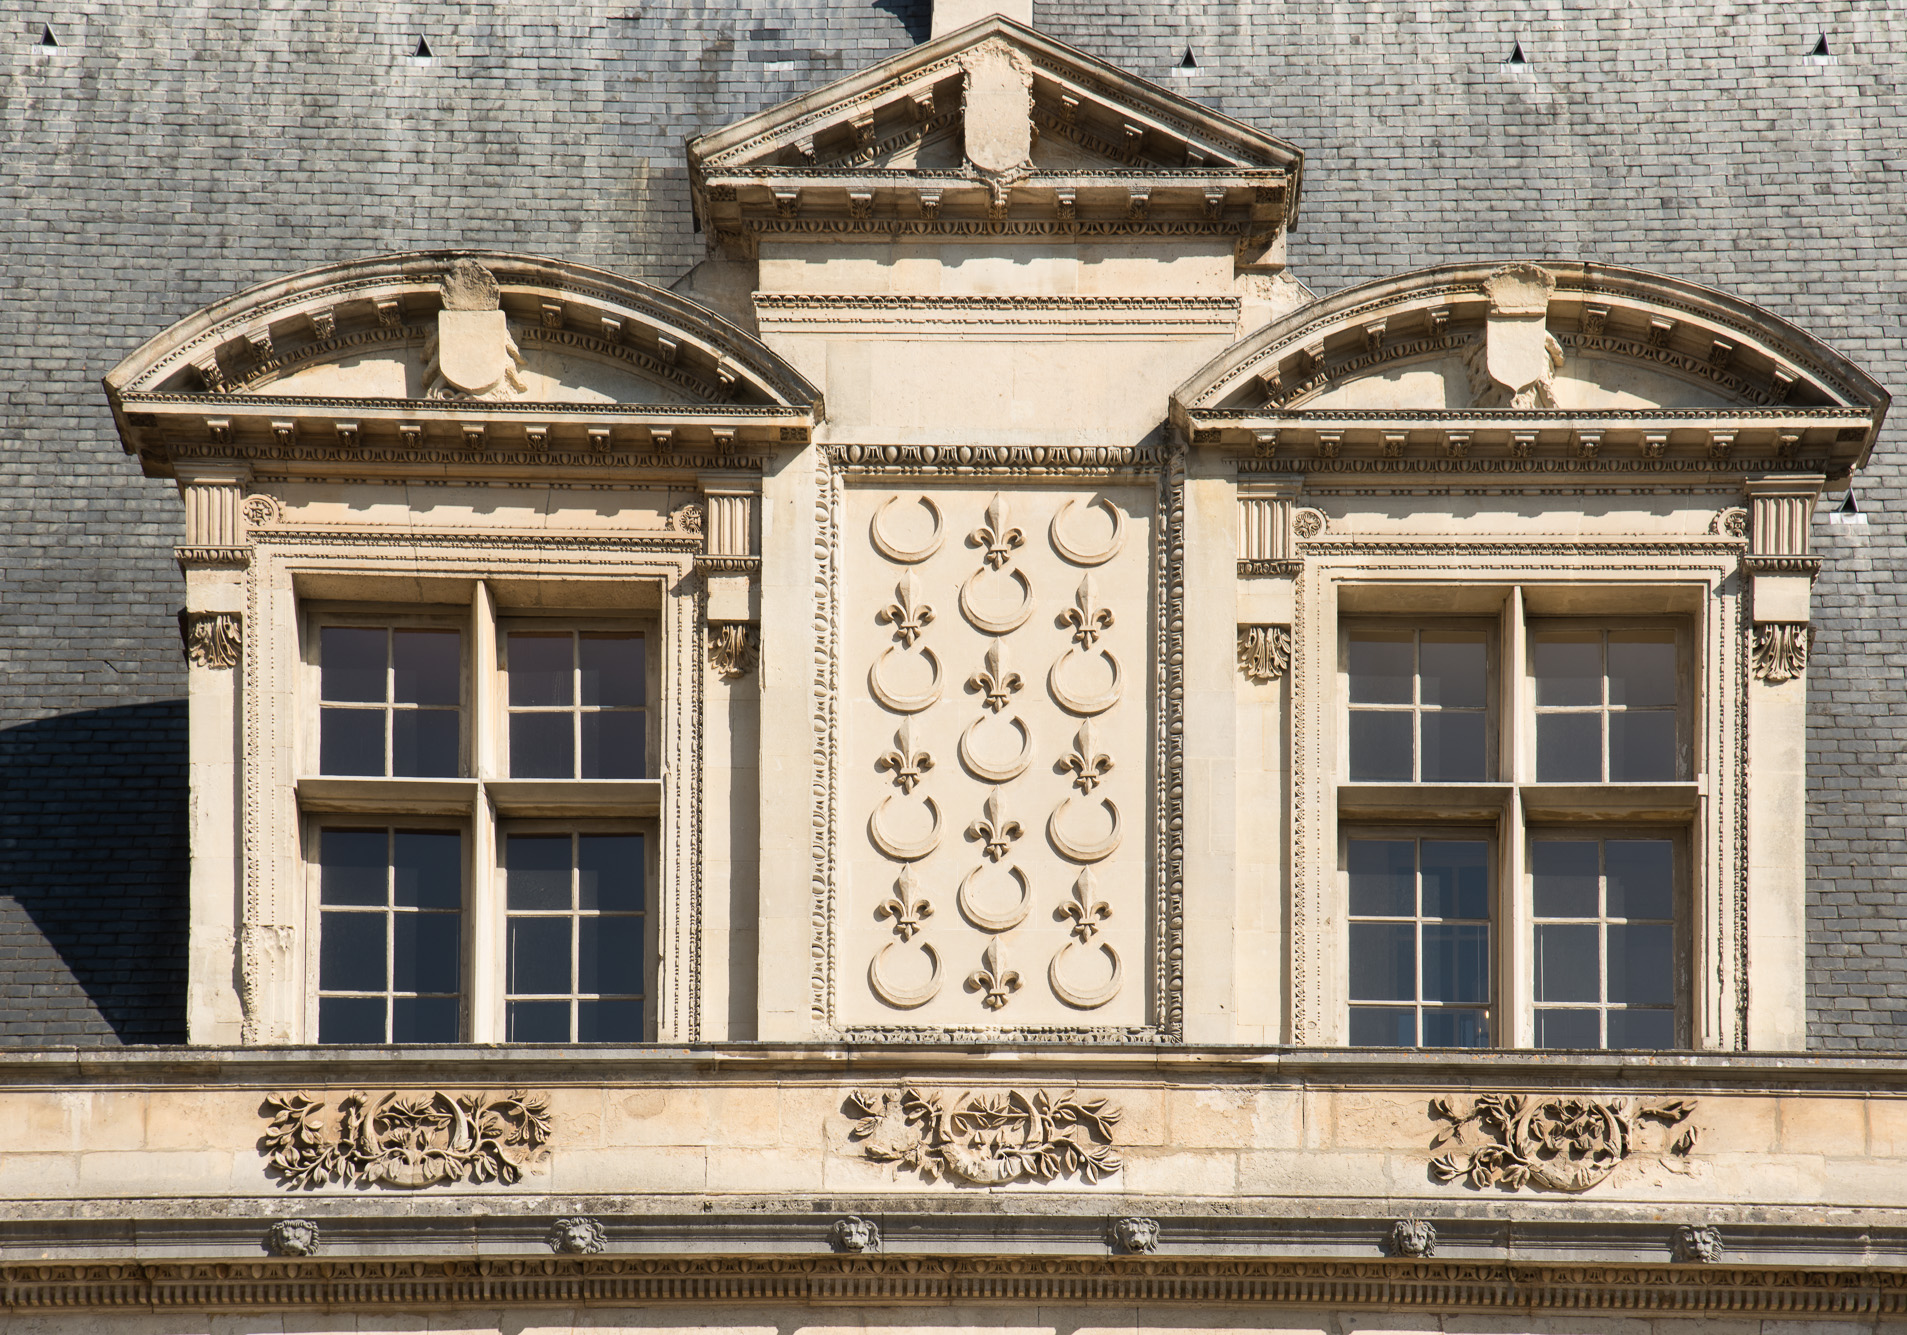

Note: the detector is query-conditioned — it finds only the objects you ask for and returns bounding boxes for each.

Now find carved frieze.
[260,1091,552,1189]
[180,611,242,669]
[1428,1093,1696,1193]
[1751,622,1812,683]
[845,1086,1123,1184]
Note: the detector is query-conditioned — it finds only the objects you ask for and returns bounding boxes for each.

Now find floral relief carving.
[180,611,242,669]
[1237,624,1291,683]
[877,571,935,647]
[1428,1093,1697,1193]
[968,492,1026,569]
[240,494,282,527]
[1710,506,1749,538]
[875,717,934,793]
[260,1091,552,1189]
[966,787,1024,863]
[708,623,756,680]
[967,637,1023,711]
[1059,718,1114,793]
[845,1086,1123,1185]
[1292,508,1326,539]
[965,937,1022,1010]
[875,864,934,941]
[1751,622,1812,683]
[670,501,705,534]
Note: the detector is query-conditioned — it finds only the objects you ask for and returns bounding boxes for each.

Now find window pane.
[1608,923,1674,1006]
[321,627,386,703]
[319,911,386,993]
[393,912,461,995]
[1608,712,1677,781]
[320,829,387,906]
[392,831,462,908]
[319,996,385,1044]
[506,835,572,910]
[1536,712,1602,782]
[1348,710,1413,782]
[509,632,573,707]
[393,709,459,777]
[320,708,384,776]
[580,633,644,707]
[1606,839,1674,919]
[1419,633,1486,708]
[507,1000,571,1042]
[1533,632,1601,706]
[1421,841,1490,920]
[1534,923,1600,1003]
[1534,1008,1601,1048]
[1422,924,1490,1004]
[510,713,573,779]
[508,917,572,995]
[1348,922,1415,1001]
[578,998,644,1043]
[1607,631,1677,708]
[579,835,643,911]
[579,916,643,995]
[1532,841,1599,917]
[1348,1006,1415,1046]
[582,709,646,780]
[1420,711,1486,782]
[1347,840,1415,916]
[1420,1009,1490,1048]
[392,629,460,706]
[391,995,459,1043]
[1348,632,1414,705]
[1607,1008,1676,1049]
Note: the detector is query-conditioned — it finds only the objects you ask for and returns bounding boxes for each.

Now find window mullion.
[467,787,501,1044]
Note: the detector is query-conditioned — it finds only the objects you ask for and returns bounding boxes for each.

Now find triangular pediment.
[688,17,1302,250]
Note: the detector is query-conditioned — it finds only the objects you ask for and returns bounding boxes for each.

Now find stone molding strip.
[754,293,1242,334]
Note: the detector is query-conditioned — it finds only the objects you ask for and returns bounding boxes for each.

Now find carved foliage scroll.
[1428,1093,1696,1193]
[709,623,757,679]
[180,611,242,669]
[846,1086,1122,1185]
[261,1091,552,1189]
[1237,625,1291,683]
[1751,623,1812,683]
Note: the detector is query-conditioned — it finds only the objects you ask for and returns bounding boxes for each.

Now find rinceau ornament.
[846,1086,1123,1185]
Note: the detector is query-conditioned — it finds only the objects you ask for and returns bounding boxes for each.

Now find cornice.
[754,292,1241,333]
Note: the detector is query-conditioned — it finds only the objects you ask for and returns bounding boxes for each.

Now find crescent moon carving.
[1049,940,1122,1009]
[870,494,944,563]
[869,940,942,1008]
[1047,646,1123,716]
[1048,796,1122,863]
[958,566,1034,635]
[1049,497,1126,567]
[868,645,943,713]
[958,714,1031,782]
[957,864,1031,932]
[869,794,942,860]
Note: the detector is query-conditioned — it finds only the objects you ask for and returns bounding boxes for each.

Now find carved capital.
[1237,625,1291,683]
[709,622,757,680]
[179,611,241,669]
[1751,622,1812,683]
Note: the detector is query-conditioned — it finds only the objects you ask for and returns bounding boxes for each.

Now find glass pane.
[1348,1006,1415,1046]
[579,835,643,911]
[391,995,458,1043]
[506,834,572,910]
[510,712,573,779]
[1536,712,1602,782]
[1421,711,1486,782]
[1609,712,1677,781]
[1532,840,1599,917]
[1422,924,1490,1003]
[1606,839,1674,918]
[319,911,386,993]
[580,632,644,707]
[579,916,643,995]
[393,912,460,995]
[393,708,459,777]
[1532,632,1601,707]
[1422,840,1490,920]
[1419,632,1486,708]
[319,996,385,1044]
[1347,631,1414,705]
[507,1000,571,1042]
[392,831,461,908]
[1607,1008,1675,1049]
[1347,840,1415,916]
[1607,630,1677,707]
[1534,1008,1601,1048]
[578,998,644,1042]
[508,632,573,707]
[1420,1009,1490,1047]
[320,708,384,776]
[392,629,460,706]
[320,626,386,703]
[1608,923,1674,1005]
[320,829,387,906]
[1348,710,1413,782]
[507,917,572,996]
[582,709,645,780]
[1349,922,1415,1001]
[1534,923,1600,1003]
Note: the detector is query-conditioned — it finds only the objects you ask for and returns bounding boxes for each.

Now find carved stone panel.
[845,486,1151,1032]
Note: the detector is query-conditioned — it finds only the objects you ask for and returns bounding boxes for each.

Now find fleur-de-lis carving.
[876,865,934,941]
[1060,718,1114,793]
[966,637,1024,713]
[875,717,934,794]
[965,938,1022,1011]
[1058,573,1114,648]
[968,493,1025,570]
[966,787,1024,863]
[876,571,935,647]
[1058,868,1113,943]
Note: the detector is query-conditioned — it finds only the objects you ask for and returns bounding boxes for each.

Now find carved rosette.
[261,1090,552,1189]
[1429,1093,1696,1193]
[846,1086,1122,1185]
[1237,624,1291,683]
[1751,623,1812,683]
[179,611,242,669]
